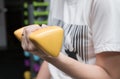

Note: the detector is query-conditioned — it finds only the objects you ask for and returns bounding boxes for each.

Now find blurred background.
[0,0,50,79]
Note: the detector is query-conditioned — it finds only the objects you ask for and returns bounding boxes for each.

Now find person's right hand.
[21,24,50,59]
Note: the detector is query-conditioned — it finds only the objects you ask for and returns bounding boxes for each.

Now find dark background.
[0,0,25,79]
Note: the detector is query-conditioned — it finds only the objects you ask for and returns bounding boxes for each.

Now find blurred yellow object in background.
[24,71,31,79]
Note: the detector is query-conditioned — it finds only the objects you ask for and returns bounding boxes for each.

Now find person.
[21,0,120,79]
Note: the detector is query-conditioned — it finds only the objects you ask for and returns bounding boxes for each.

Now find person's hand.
[21,24,50,59]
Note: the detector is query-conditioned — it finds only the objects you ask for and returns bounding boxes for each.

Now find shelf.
[24,2,49,8]
[24,11,49,16]
[34,20,48,24]
[33,2,49,7]
[34,11,49,16]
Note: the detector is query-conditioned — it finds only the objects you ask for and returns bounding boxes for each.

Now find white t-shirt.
[47,0,120,79]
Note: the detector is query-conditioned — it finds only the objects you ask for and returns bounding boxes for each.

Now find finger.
[21,28,29,50]
[41,24,48,28]
[24,24,41,33]
[29,48,50,59]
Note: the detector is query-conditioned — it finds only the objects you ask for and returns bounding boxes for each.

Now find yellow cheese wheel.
[29,26,64,57]
[14,26,64,57]
[14,27,24,41]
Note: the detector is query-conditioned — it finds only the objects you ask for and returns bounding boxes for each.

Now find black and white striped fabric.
[56,20,89,63]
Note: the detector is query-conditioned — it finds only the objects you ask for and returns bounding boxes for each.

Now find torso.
[48,0,96,79]
[48,0,120,79]
[49,0,96,64]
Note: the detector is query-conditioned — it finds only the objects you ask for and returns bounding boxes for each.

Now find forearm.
[45,53,111,79]
[36,61,51,79]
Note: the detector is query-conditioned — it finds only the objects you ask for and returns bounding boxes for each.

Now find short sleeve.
[91,0,120,54]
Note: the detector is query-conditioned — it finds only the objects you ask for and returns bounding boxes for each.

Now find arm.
[21,24,120,79]
[96,52,120,79]
[36,61,51,79]
[44,52,120,79]
[21,27,118,79]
